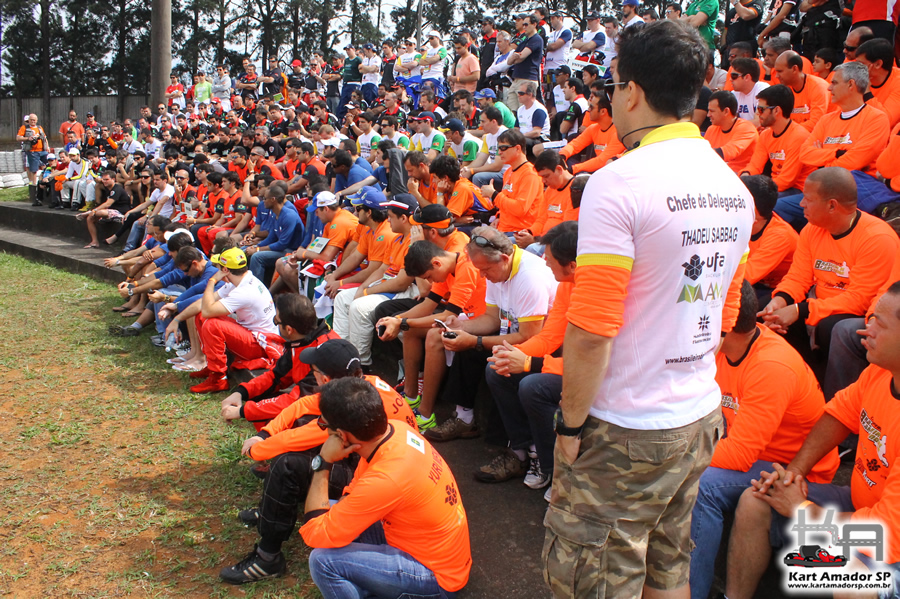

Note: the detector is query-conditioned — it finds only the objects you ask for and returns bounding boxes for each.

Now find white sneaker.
[524,456,551,489]
[544,486,552,502]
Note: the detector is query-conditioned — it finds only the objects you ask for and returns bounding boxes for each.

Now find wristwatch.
[476,336,484,352]
[553,407,586,437]
[311,455,334,473]
[399,318,409,332]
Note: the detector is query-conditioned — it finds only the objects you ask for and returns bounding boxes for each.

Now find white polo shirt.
[485,247,558,334]
[574,122,753,430]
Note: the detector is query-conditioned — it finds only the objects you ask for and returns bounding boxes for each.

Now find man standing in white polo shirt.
[543,20,753,599]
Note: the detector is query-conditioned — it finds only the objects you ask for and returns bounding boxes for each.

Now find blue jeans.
[124,222,146,252]
[309,521,449,599]
[361,83,378,104]
[337,83,361,122]
[823,317,867,400]
[774,189,805,231]
[249,250,287,287]
[153,285,185,334]
[689,460,775,599]
[472,171,503,189]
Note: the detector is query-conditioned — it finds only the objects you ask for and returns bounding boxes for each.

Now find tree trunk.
[217,0,226,64]
[150,0,172,109]
[41,0,51,126]
[318,0,330,54]
[116,0,127,119]
[191,3,200,75]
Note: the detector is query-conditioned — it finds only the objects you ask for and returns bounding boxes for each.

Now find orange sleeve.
[300,469,406,548]
[517,283,571,357]
[250,393,325,461]
[868,257,900,318]
[807,225,900,324]
[716,123,758,162]
[771,126,811,192]
[710,360,798,471]
[744,133,770,176]
[721,251,748,333]
[773,226,817,305]
[832,109,891,172]
[745,225,796,285]
[444,259,486,314]
[559,124,596,159]
[876,123,900,189]
[568,263,631,338]
[799,116,839,167]
[572,134,626,174]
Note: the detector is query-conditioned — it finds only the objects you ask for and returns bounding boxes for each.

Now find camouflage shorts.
[542,409,722,598]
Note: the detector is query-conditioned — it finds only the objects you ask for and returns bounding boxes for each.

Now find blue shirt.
[173,260,224,311]
[265,205,305,252]
[512,33,543,81]
[335,164,371,193]
[355,156,374,175]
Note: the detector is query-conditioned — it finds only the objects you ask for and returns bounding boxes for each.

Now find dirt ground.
[0,253,320,598]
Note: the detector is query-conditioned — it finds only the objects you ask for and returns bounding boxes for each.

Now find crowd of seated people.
[27,8,900,598]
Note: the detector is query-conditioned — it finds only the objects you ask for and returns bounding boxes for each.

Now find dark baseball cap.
[587,11,602,19]
[442,118,465,133]
[410,204,452,228]
[299,339,362,378]
[380,193,417,214]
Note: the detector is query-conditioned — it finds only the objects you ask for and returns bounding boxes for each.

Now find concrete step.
[0,225,122,284]
[0,199,121,243]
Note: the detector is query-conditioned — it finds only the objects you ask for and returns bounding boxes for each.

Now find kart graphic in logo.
[783,545,849,568]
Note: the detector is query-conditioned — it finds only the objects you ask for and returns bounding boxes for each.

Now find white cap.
[164,228,194,242]
[427,30,441,40]
[314,191,339,207]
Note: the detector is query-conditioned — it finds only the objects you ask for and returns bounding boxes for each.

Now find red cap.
[291,59,303,67]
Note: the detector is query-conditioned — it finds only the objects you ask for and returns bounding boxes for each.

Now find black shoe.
[219,545,285,585]
[238,508,259,527]
[150,334,166,347]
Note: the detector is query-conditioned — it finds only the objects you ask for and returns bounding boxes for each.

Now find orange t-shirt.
[438,229,470,254]
[429,250,487,318]
[876,122,900,192]
[452,54,480,93]
[517,281,572,376]
[743,120,816,192]
[799,103,891,176]
[790,74,830,132]
[228,162,249,184]
[419,175,439,205]
[356,219,398,263]
[531,177,579,237]
[559,121,626,174]
[705,117,759,174]
[249,375,414,461]
[299,420,472,592]
[494,161,544,232]
[825,364,900,563]
[774,211,900,324]
[445,177,491,217]
[713,325,839,481]
[747,213,798,288]
[870,67,900,128]
[323,208,360,249]
[385,233,412,277]
[18,125,46,152]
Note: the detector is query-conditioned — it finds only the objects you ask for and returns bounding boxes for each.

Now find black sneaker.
[219,545,285,585]
[109,325,140,337]
[149,334,166,347]
[238,508,259,527]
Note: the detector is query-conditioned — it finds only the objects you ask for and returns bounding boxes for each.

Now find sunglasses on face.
[497,144,513,152]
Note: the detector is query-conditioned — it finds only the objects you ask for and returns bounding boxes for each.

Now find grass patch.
[0,186,28,202]
[0,252,321,597]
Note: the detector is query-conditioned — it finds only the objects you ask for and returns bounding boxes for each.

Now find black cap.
[299,339,362,378]
[587,10,602,19]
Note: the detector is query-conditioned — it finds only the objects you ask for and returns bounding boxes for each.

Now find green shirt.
[342,56,363,83]
[193,81,213,103]
[686,0,719,48]
[495,101,517,129]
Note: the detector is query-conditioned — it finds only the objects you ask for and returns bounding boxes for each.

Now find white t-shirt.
[411,129,446,154]
[356,130,383,160]
[143,139,162,159]
[422,45,447,80]
[735,81,769,121]
[361,55,381,85]
[149,184,176,218]
[576,123,753,430]
[552,85,570,114]
[217,273,279,336]
[546,27,573,70]
[516,102,551,139]
[480,126,509,174]
[485,247,558,334]
[397,52,422,78]
[447,132,482,164]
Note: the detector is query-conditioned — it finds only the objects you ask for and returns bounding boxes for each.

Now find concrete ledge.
[0,200,121,243]
[0,226,122,284]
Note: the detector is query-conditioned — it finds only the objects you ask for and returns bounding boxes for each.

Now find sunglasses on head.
[472,235,502,250]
